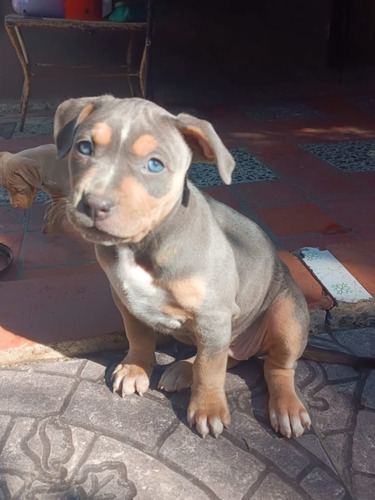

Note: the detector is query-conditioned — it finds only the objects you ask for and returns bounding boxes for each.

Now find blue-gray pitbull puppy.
[54,95,311,439]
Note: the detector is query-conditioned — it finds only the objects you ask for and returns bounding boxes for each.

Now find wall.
[0,0,335,101]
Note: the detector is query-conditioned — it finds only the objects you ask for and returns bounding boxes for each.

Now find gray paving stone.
[352,410,375,474]
[300,468,346,499]
[80,358,107,381]
[321,433,348,476]
[32,358,85,376]
[160,422,265,499]
[0,417,131,500]
[225,359,264,391]
[237,388,269,422]
[302,381,357,433]
[362,371,375,410]
[0,371,75,417]
[0,474,26,499]
[322,363,359,381]
[353,473,375,500]
[250,473,305,500]
[0,414,11,439]
[229,411,310,478]
[0,415,209,499]
[332,328,375,357]
[295,358,319,386]
[0,417,43,473]
[88,435,210,499]
[155,351,177,366]
[63,379,178,450]
[298,434,336,471]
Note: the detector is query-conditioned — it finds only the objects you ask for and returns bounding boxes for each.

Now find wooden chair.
[4,0,155,131]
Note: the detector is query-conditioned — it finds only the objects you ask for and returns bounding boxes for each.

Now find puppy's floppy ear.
[16,159,42,189]
[175,113,235,185]
[0,152,11,173]
[53,95,115,159]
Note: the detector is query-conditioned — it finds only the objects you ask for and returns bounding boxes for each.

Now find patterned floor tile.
[0,100,60,115]
[189,148,279,187]
[301,140,375,172]
[242,102,324,122]
[11,116,54,138]
[0,186,50,205]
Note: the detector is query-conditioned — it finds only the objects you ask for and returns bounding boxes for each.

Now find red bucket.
[64,0,102,21]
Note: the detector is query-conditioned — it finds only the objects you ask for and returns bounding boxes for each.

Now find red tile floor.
[0,87,375,361]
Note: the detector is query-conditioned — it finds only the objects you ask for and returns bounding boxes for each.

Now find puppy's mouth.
[67,195,143,245]
[67,207,126,244]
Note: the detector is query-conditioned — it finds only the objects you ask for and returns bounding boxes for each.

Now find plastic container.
[64,0,103,21]
[12,0,65,18]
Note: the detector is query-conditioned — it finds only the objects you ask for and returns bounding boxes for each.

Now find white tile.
[300,247,373,303]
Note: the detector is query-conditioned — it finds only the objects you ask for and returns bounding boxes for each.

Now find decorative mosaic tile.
[11,116,54,138]
[351,96,375,115]
[300,247,372,303]
[189,148,278,187]
[301,140,375,172]
[0,121,17,140]
[0,185,50,206]
[242,103,323,122]
[0,100,60,115]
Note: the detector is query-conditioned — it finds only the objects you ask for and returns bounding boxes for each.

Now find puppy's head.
[0,152,42,209]
[54,95,235,245]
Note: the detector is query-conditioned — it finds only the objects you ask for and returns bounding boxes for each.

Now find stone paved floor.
[0,331,374,500]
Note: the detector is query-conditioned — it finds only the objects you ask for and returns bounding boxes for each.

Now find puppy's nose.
[80,192,114,221]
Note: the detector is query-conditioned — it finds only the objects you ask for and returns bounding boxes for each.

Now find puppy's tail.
[302,338,375,369]
[302,347,375,369]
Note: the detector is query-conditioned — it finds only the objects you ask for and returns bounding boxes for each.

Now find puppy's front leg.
[111,288,156,397]
[188,339,230,439]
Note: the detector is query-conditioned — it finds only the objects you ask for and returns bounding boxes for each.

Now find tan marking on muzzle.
[71,167,98,205]
[92,122,112,146]
[112,174,184,242]
[131,134,158,157]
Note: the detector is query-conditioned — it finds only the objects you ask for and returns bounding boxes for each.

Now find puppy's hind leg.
[262,292,311,438]
[159,356,239,392]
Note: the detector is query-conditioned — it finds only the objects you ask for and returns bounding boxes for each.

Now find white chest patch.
[106,247,182,331]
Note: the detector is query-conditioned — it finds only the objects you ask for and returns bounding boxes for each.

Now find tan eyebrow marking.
[131,134,158,157]
[77,104,94,125]
[92,122,112,146]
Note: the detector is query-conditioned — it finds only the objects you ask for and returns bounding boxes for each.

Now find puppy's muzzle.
[77,192,115,224]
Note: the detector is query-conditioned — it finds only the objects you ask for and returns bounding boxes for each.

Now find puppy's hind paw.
[158,360,193,392]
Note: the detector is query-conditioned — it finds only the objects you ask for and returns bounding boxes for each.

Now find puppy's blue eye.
[77,141,93,156]
[147,158,164,173]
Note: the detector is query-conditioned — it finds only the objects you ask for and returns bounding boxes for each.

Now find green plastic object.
[109,5,146,22]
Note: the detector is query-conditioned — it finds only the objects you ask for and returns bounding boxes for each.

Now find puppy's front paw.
[187,390,230,439]
[269,395,311,438]
[111,362,151,397]
[158,360,193,392]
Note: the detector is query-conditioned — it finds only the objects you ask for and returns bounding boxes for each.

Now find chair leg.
[4,21,31,132]
[19,75,31,132]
